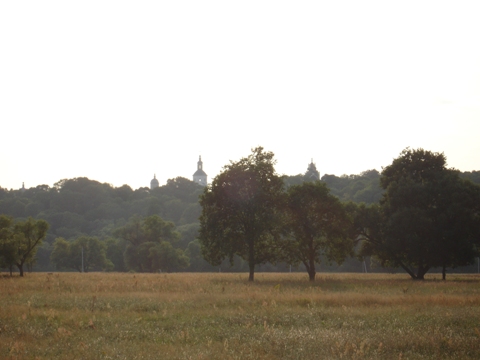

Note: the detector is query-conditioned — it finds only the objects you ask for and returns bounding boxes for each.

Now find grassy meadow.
[1,272,480,359]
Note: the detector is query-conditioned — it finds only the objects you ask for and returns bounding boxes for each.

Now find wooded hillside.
[1,169,479,273]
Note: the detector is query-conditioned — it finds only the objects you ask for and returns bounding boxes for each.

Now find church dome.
[193,168,207,176]
[150,174,159,189]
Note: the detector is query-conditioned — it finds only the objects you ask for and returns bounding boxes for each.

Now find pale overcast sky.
[1,1,479,190]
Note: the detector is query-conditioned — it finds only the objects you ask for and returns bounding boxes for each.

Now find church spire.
[193,155,207,186]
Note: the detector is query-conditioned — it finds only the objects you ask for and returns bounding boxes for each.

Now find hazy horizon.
[3,148,478,192]
[2,2,479,191]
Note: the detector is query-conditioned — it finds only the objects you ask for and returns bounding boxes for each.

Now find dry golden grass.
[1,272,480,359]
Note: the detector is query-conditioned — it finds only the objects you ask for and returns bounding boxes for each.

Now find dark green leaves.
[199,147,284,281]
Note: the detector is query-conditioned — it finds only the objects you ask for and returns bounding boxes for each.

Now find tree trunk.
[308,253,316,282]
[398,262,417,280]
[17,263,24,277]
[9,265,13,277]
[248,240,255,282]
[442,265,446,281]
[415,265,429,280]
[305,239,316,281]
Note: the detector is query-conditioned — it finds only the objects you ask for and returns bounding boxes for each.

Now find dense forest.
[1,168,479,274]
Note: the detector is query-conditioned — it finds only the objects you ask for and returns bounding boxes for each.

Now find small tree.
[70,236,113,272]
[149,242,189,272]
[50,237,71,270]
[116,215,185,273]
[199,147,284,281]
[51,236,113,272]
[14,218,49,276]
[0,216,49,276]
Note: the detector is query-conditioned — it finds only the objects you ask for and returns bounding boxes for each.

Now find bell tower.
[193,156,208,186]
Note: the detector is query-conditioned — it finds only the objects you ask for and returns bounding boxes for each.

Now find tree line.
[0,177,206,275]
[199,147,480,281]
[1,149,479,278]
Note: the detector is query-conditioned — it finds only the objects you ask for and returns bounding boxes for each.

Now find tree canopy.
[357,148,480,280]
[1,149,479,277]
[0,216,49,276]
[281,181,355,281]
[199,147,284,281]
[50,236,113,272]
[114,215,188,273]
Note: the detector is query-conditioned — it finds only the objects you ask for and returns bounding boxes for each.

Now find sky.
[1,1,479,190]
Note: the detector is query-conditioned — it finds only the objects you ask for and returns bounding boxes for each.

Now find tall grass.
[1,272,479,359]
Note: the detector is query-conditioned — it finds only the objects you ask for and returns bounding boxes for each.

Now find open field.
[1,272,480,359]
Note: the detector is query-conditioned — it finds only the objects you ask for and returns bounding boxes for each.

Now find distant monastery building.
[150,156,318,188]
[150,156,208,189]
[305,159,320,180]
[150,174,159,190]
[193,156,207,186]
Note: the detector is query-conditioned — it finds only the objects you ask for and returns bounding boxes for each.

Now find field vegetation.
[1,272,480,359]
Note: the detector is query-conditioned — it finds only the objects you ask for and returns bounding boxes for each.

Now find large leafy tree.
[199,147,284,281]
[281,181,355,281]
[358,148,480,280]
